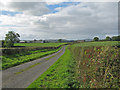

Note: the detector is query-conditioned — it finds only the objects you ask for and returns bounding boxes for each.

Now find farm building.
[76,40,85,43]
[19,41,26,43]
[19,40,44,43]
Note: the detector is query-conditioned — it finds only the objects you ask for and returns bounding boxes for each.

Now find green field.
[2,47,61,70]
[27,41,120,88]
[2,42,66,69]
[73,41,119,47]
[14,43,66,47]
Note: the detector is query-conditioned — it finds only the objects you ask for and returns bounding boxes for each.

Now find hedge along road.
[2,46,66,88]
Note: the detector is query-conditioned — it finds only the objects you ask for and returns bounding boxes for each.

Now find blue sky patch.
[1,10,23,16]
[46,2,80,13]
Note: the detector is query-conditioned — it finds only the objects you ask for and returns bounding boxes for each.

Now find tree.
[34,39,37,43]
[105,36,112,41]
[4,31,20,47]
[112,36,120,41]
[58,39,62,42]
[25,41,27,43]
[43,40,45,43]
[34,39,37,41]
[93,37,99,41]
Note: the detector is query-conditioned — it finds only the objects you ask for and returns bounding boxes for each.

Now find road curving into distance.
[2,46,66,88]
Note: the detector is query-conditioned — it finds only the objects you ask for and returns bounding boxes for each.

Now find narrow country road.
[2,46,66,88]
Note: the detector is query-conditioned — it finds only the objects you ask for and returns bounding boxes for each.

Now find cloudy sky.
[0,1,118,40]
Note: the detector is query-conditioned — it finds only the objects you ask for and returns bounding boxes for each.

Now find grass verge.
[27,46,79,88]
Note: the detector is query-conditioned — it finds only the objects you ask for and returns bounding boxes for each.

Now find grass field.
[14,43,66,47]
[2,42,66,69]
[27,41,120,88]
[2,47,61,70]
[73,41,119,47]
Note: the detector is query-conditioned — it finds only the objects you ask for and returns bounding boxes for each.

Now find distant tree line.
[1,31,120,48]
[93,36,120,41]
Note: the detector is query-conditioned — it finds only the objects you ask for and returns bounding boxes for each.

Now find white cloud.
[0,2,118,40]
[35,2,118,39]
[1,2,50,16]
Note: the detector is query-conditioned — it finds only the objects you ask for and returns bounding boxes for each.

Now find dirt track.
[2,46,66,88]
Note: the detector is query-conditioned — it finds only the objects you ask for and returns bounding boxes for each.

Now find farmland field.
[73,41,119,47]
[1,42,67,70]
[2,46,62,70]
[14,43,66,47]
[28,41,120,88]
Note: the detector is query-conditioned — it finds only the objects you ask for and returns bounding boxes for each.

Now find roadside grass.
[73,41,119,47]
[27,46,79,88]
[14,43,66,47]
[2,47,62,70]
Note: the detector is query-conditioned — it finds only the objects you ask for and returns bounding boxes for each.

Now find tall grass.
[71,46,119,88]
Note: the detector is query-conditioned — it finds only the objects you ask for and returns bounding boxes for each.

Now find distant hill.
[84,39,93,42]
